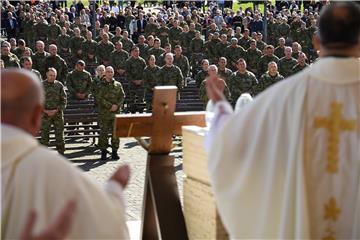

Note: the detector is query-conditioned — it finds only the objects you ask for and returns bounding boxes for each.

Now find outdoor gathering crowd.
[1,0,327,157]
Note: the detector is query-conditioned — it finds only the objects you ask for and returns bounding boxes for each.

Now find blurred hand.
[20,200,77,240]
[110,165,130,189]
[206,75,226,103]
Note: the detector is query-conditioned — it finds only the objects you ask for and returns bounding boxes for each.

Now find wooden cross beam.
[114,86,206,240]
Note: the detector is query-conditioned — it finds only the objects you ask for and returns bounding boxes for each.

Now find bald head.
[1,69,44,135]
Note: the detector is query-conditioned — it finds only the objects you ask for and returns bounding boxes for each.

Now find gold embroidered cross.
[324,197,341,221]
[314,102,356,173]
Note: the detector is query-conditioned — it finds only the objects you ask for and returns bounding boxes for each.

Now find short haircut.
[319,2,360,49]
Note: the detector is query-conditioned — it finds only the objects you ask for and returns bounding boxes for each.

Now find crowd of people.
[1,0,327,157]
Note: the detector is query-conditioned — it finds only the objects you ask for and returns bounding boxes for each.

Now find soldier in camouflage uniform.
[147,38,165,66]
[292,42,302,60]
[136,35,149,60]
[32,41,50,76]
[257,45,280,77]
[255,33,266,53]
[274,37,286,59]
[96,33,115,66]
[111,27,123,45]
[157,20,170,48]
[96,66,125,160]
[278,46,298,78]
[1,42,20,68]
[228,59,258,105]
[145,17,159,37]
[121,31,135,53]
[125,47,147,112]
[158,43,172,67]
[66,60,93,100]
[168,20,183,47]
[215,34,230,59]
[256,61,284,94]
[34,15,48,43]
[57,27,71,58]
[173,45,190,80]
[110,41,129,77]
[194,59,209,87]
[217,57,233,83]
[12,39,33,59]
[292,52,309,74]
[189,31,204,71]
[44,45,68,83]
[39,68,67,154]
[158,53,184,94]
[199,64,231,105]
[69,28,85,63]
[238,29,252,50]
[277,17,290,40]
[48,16,61,45]
[23,13,36,49]
[246,40,262,76]
[206,32,221,64]
[224,38,246,71]
[20,56,42,81]
[82,30,98,68]
[143,55,160,111]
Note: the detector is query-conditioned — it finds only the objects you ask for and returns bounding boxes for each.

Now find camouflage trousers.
[40,112,65,154]
[98,115,119,151]
[128,83,145,112]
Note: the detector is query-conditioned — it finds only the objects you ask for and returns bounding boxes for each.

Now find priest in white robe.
[1,69,130,239]
[205,3,360,239]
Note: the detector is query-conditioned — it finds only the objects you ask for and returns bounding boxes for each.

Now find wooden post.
[114,86,206,240]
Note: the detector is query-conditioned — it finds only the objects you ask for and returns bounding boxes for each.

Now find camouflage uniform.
[277,22,290,39]
[96,41,115,65]
[40,80,67,154]
[168,26,183,47]
[246,48,262,76]
[142,65,160,110]
[57,34,72,57]
[32,51,50,76]
[228,70,258,104]
[31,69,42,81]
[274,46,285,59]
[292,63,309,74]
[215,41,230,59]
[158,64,184,91]
[256,72,284,94]
[23,18,36,49]
[256,40,266,52]
[1,55,20,68]
[82,39,98,65]
[110,49,129,73]
[173,54,190,78]
[224,45,246,71]
[44,55,68,83]
[238,36,252,50]
[125,56,147,111]
[136,42,149,60]
[69,36,85,60]
[96,79,125,151]
[48,24,61,44]
[157,26,170,47]
[145,22,159,37]
[34,21,48,42]
[199,79,231,105]
[111,35,123,45]
[205,38,221,63]
[194,70,208,87]
[189,38,204,71]
[278,57,298,77]
[121,38,134,53]
[147,47,165,65]
[257,55,280,77]
[218,68,233,83]
[66,69,93,99]
[13,47,33,59]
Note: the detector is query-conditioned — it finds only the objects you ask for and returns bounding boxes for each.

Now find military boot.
[112,150,120,160]
[101,150,107,160]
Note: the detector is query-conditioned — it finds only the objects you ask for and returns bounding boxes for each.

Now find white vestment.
[207,57,360,239]
[1,124,129,239]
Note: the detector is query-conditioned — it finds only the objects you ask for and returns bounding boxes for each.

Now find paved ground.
[64,136,184,222]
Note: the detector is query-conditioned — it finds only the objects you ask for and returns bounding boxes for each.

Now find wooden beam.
[149,86,177,153]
